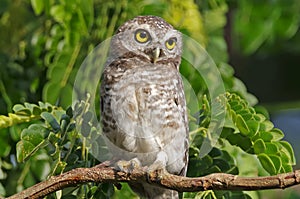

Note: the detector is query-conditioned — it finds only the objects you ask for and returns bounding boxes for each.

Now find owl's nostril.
[159,48,165,57]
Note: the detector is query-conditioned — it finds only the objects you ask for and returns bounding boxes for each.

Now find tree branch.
[6,162,300,199]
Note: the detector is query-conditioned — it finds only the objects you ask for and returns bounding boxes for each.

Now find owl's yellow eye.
[165,37,177,50]
[134,29,151,43]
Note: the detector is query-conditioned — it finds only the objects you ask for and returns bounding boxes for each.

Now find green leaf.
[12,104,31,116]
[81,121,91,137]
[213,158,231,172]
[229,109,237,124]
[270,128,284,141]
[50,5,67,24]
[38,102,51,112]
[31,154,51,181]
[24,102,34,111]
[43,81,60,105]
[66,106,73,118]
[187,155,213,177]
[60,83,73,108]
[47,65,66,83]
[265,142,279,154]
[31,0,44,15]
[17,140,44,162]
[280,141,296,165]
[246,120,260,137]
[240,112,252,121]
[0,183,5,197]
[220,127,235,138]
[254,105,270,119]
[269,155,282,174]
[21,124,50,146]
[17,124,50,162]
[281,164,293,173]
[32,105,42,115]
[16,140,31,162]
[205,165,222,174]
[278,148,290,162]
[231,104,244,112]
[209,147,222,157]
[0,131,11,157]
[236,114,249,135]
[226,133,253,153]
[260,120,274,131]
[253,113,266,122]
[253,139,266,154]
[12,104,26,112]
[260,131,273,142]
[258,154,276,175]
[41,112,61,132]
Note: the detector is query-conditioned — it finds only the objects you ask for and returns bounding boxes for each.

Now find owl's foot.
[115,158,142,174]
[148,160,166,173]
[147,152,168,182]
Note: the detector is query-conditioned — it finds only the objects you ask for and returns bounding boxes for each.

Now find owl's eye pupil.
[167,40,174,46]
[165,37,177,50]
[140,32,147,38]
[135,29,151,43]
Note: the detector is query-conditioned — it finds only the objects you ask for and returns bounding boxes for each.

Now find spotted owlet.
[100,15,189,198]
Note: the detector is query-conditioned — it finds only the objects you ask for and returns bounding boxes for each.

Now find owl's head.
[110,15,182,69]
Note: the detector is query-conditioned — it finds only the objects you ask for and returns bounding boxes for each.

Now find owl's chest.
[108,66,178,103]
[109,67,178,122]
[103,66,184,152]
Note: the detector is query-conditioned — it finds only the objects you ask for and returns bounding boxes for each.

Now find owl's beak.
[152,47,160,63]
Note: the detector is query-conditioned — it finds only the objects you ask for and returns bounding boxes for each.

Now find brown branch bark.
[6,163,300,199]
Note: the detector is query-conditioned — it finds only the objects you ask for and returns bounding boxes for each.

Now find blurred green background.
[0,0,300,198]
[226,0,300,173]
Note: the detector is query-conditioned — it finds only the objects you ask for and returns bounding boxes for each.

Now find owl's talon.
[147,160,167,182]
[115,158,142,174]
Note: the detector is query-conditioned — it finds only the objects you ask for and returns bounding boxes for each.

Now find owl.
[100,15,189,199]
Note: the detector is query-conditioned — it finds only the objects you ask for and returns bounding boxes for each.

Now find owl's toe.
[115,158,142,173]
[147,160,167,182]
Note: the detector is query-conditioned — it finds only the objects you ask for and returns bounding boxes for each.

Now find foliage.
[189,92,295,176]
[187,92,295,199]
[232,0,300,54]
[0,0,298,198]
